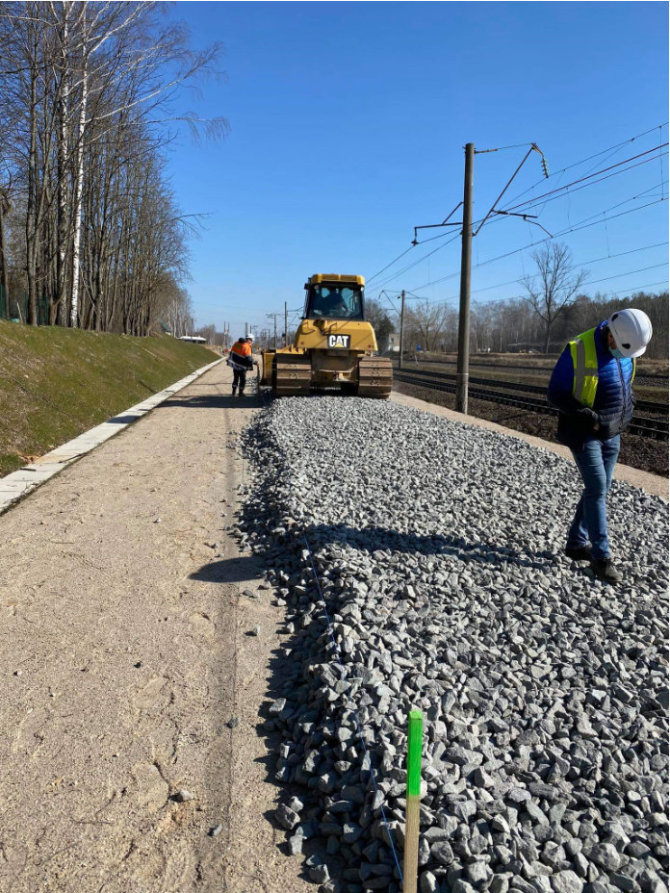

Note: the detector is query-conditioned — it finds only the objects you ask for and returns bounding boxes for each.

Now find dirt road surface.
[0,361,313,893]
[2,363,666,893]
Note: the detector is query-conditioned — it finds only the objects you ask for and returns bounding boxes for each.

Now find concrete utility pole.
[456,143,474,414]
[284,302,288,347]
[267,312,281,349]
[410,141,547,411]
[398,290,406,371]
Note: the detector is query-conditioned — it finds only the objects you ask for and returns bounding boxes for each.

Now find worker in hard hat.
[548,308,653,583]
[227,336,258,396]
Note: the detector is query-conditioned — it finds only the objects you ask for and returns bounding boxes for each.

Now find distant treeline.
[0,2,224,335]
[368,291,668,360]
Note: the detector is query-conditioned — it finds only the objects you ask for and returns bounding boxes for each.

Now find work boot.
[565,545,592,561]
[591,558,622,584]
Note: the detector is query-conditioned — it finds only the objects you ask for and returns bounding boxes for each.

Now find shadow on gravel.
[301,522,557,569]
[189,554,264,583]
[255,640,344,885]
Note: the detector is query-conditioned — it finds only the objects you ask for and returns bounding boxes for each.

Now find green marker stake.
[403,709,423,893]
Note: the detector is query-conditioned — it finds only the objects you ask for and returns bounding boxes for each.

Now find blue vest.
[548,321,636,446]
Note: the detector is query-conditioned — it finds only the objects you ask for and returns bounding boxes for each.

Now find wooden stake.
[403,709,423,893]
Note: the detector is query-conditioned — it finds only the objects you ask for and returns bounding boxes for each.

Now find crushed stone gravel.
[236,396,669,893]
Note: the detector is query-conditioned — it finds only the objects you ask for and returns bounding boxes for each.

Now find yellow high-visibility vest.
[568,327,636,408]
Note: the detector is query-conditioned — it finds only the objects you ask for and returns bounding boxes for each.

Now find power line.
[371,232,461,291]
[500,145,668,215]
[577,241,669,269]
[373,289,402,315]
[480,142,541,151]
[462,162,667,246]
[366,224,465,287]
[363,124,669,301]
[409,195,666,293]
[428,241,670,302]
[366,246,415,284]
[405,291,438,300]
[585,262,668,287]
[607,279,668,294]
[412,254,669,307]
[372,160,665,293]
[501,122,669,209]
[499,153,667,220]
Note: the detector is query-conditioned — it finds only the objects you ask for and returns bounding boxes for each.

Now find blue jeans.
[568,435,620,560]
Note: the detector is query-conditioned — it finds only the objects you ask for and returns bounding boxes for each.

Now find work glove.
[575,406,601,431]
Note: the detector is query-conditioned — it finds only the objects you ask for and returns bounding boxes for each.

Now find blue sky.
[163,1,669,338]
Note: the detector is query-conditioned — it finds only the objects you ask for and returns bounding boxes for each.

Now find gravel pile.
[236,397,669,893]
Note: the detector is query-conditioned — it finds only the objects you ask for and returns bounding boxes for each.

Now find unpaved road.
[0,361,313,893]
[2,362,666,893]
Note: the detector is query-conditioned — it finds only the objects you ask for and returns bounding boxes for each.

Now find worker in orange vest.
[227,336,257,396]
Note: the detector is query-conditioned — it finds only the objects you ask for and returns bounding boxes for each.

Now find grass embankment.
[0,321,219,477]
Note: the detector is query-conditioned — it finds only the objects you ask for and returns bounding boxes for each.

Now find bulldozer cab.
[261,271,392,398]
[304,276,364,321]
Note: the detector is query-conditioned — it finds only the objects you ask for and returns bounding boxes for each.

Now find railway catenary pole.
[267,312,281,349]
[399,290,406,371]
[412,141,546,410]
[456,143,474,414]
[284,301,288,347]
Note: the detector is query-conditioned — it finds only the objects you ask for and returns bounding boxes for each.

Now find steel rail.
[396,367,668,414]
[405,355,669,384]
[394,370,669,440]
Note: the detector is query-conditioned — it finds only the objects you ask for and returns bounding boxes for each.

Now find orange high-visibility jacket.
[231,341,251,357]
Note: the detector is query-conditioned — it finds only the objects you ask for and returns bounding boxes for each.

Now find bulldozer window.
[307,285,364,320]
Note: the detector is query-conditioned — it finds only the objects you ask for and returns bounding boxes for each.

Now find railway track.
[394,369,669,441]
[414,356,669,385]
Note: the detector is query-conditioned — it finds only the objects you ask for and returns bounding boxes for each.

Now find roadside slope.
[0,321,218,476]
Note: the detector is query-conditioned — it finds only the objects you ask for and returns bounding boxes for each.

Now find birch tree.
[0,1,226,332]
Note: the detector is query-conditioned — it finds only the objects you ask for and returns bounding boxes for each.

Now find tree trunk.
[0,195,9,318]
[56,2,72,327]
[26,54,39,326]
[70,8,88,329]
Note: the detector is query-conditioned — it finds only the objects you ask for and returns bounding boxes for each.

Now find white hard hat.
[607,309,653,359]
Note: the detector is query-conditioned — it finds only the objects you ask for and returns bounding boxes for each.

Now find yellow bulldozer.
[260,274,393,398]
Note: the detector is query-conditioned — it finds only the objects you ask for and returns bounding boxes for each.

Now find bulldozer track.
[273,354,312,397]
[357,356,393,399]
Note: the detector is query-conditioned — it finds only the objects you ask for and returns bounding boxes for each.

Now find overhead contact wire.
[372,232,462,291]
[500,147,668,215]
[409,196,666,293]
[364,124,668,298]
[366,246,416,285]
[410,241,670,303]
[502,122,669,208]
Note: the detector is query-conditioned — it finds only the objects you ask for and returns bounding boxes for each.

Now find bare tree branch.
[520,243,588,352]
